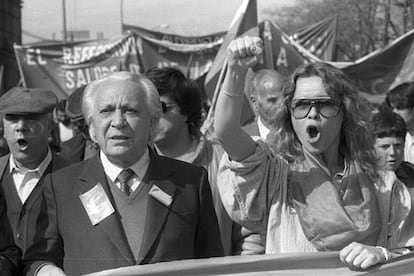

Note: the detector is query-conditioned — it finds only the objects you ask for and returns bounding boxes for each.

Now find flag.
[254,20,318,75]
[341,28,414,102]
[201,0,258,136]
[291,16,337,61]
[203,0,258,101]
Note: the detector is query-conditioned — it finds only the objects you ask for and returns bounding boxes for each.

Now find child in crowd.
[340,106,414,267]
[385,82,414,163]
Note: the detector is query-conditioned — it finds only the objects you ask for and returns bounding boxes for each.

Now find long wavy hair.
[267,62,377,178]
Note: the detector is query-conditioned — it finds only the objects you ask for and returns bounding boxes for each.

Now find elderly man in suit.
[243,69,285,140]
[23,71,223,276]
[0,88,69,258]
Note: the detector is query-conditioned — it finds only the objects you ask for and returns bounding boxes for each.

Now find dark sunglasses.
[161,101,177,114]
[290,98,341,119]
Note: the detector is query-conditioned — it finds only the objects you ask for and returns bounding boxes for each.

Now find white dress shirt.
[404,132,414,164]
[100,148,150,192]
[257,116,270,140]
[10,150,52,204]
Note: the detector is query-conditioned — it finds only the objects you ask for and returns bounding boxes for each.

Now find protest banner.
[14,32,141,98]
[342,28,414,99]
[85,251,414,276]
[123,23,225,84]
[254,20,318,74]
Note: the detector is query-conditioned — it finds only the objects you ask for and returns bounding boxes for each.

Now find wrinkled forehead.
[293,76,333,100]
[96,79,146,101]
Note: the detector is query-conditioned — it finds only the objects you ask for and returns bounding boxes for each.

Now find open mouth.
[306,126,321,142]
[16,138,28,149]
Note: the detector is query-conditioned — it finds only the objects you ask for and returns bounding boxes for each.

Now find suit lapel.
[0,155,9,178]
[78,156,134,263]
[138,150,177,264]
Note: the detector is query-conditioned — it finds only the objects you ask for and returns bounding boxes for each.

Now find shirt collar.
[9,149,52,175]
[257,116,270,139]
[100,148,150,182]
[406,132,414,145]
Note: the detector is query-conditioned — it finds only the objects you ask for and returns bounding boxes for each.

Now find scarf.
[288,150,381,251]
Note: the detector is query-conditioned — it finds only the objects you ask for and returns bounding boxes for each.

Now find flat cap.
[0,87,57,115]
[65,85,86,121]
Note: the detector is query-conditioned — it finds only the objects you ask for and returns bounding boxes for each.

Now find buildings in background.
[0,0,22,94]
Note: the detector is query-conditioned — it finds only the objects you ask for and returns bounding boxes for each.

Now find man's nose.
[111,110,126,127]
[389,145,397,156]
[15,118,28,131]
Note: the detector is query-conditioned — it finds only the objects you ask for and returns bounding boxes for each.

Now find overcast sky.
[22,0,294,44]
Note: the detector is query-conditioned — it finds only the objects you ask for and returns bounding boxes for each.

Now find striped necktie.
[117,169,134,196]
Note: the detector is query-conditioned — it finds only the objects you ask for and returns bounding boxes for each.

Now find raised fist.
[227,36,263,69]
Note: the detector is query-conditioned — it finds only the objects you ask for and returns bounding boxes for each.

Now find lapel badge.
[149,184,173,207]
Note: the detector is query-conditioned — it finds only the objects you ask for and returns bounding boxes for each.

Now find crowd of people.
[0,35,413,275]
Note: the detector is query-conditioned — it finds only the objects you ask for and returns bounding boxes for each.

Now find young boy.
[340,106,414,269]
[385,82,414,164]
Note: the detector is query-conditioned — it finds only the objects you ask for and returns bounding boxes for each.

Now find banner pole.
[13,44,27,87]
[200,58,227,136]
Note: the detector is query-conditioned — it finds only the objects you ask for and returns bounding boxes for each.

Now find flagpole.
[120,0,124,28]
[13,44,27,88]
[62,0,67,42]
[201,58,227,136]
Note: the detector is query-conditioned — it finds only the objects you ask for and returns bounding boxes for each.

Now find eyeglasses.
[161,101,177,114]
[290,98,341,119]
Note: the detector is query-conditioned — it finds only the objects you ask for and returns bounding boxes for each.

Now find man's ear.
[250,95,257,105]
[89,122,97,143]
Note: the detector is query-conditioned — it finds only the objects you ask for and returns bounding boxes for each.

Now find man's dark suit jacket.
[23,149,224,276]
[0,187,21,276]
[59,133,98,165]
[0,153,69,256]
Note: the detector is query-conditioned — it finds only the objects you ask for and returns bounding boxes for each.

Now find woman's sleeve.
[217,139,289,232]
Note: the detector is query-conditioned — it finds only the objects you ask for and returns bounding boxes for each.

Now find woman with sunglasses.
[214,36,381,269]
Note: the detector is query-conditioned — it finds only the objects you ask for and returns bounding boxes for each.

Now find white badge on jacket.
[79,183,115,225]
[149,184,172,207]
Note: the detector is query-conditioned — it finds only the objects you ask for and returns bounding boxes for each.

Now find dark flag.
[291,16,337,61]
[201,0,258,135]
[342,28,414,101]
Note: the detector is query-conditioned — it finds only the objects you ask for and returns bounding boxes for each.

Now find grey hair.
[82,71,162,126]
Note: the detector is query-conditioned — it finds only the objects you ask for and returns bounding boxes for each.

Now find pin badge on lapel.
[149,184,172,207]
[79,183,115,225]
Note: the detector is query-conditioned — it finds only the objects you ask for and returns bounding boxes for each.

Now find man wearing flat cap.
[0,87,70,257]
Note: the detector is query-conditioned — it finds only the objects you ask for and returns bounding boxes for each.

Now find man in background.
[147,67,264,255]
[59,85,98,164]
[385,82,414,164]
[0,87,69,257]
[243,69,285,140]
